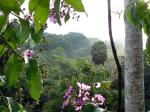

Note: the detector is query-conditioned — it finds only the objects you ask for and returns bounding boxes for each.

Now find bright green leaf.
[26,59,42,100]
[64,0,85,12]
[34,0,49,33]
[6,54,22,86]
[29,0,39,13]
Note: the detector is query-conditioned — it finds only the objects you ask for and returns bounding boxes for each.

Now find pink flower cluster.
[23,49,34,64]
[62,82,105,112]
[74,82,91,111]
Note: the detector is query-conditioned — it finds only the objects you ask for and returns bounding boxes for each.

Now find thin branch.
[107,0,123,112]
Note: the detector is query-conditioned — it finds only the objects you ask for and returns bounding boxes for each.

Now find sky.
[45,0,125,41]
[20,0,147,47]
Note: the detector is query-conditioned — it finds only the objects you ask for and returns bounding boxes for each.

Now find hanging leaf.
[26,59,42,100]
[6,54,22,86]
[17,18,31,44]
[54,0,62,25]
[64,11,70,23]
[33,0,50,33]
[64,0,85,12]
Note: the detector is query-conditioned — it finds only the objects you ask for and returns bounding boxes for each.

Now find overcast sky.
[45,0,125,41]
[21,0,147,47]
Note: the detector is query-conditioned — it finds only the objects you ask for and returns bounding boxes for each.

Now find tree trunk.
[124,0,145,112]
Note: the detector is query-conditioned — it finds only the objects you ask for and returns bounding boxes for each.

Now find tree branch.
[107,0,123,112]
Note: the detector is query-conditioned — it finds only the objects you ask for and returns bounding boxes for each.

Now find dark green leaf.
[64,10,70,23]
[34,0,49,33]
[17,18,30,44]
[64,0,85,12]
[26,59,42,100]
[0,44,5,57]
[6,54,22,86]
[54,0,62,25]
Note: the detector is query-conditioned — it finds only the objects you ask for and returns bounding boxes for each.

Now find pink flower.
[92,94,105,106]
[23,49,34,64]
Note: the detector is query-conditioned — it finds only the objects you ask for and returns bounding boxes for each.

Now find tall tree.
[124,0,145,111]
[91,41,107,65]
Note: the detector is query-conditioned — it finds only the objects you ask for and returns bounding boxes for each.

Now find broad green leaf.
[64,11,70,23]
[34,0,49,33]
[0,44,5,57]
[54,0,62,25]
[0,0,20,13]
[6,54,22,86]
[64,0,85,12]
[29,0,39,13]
[17,18,30,44]
[26,59,42,100]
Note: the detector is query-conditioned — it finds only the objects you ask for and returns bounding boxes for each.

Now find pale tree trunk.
[124,0,145,112]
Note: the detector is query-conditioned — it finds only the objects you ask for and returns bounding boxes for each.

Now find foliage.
[0,0,86,111]
[91,41,107,65]
[125,0,150,63]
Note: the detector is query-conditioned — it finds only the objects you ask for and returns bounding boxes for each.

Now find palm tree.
[124,0,145,111]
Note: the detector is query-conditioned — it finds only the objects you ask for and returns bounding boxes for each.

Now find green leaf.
[6,54,22,86]
[31,29,43,43]
[7,41,16,49]
[0,44,5,57]
[29,0,39,13]
[34,0,49,33]
[126,5,140,26]
[64,10,70,23]
[17,18,31,44]
[0,0,20,13]
[26,59,42,100]
[64,0,85,12]
[54,0,62,25]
